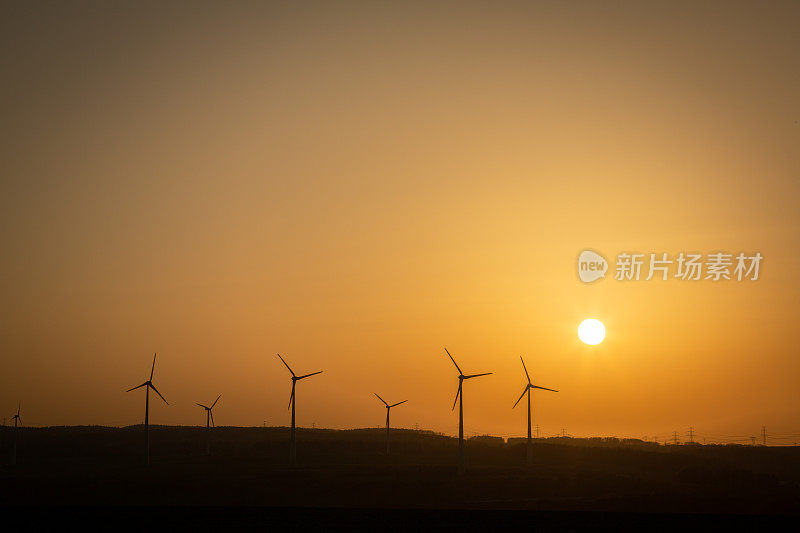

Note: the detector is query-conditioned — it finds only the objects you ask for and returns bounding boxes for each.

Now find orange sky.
[1,1,799,443]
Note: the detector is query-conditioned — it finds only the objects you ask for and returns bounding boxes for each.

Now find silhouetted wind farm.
[278,354,322,466]
[6,348,792,474]
[374,394,407,455]
[4,1,798,527]
[3,346,799,522]
[126,353,168,465]
[445,348,492,475]
[513,356,558,466]
[196,394,221,455]
[11,402,21,466]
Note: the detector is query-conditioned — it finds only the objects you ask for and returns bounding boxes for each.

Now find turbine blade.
[277,354,296,377]
[520,356,531,384]
[287,387,294,410]
[444,347,463,375]
[532,385,559,393]
[390,400,408,407]
[17,418,22,426]
[150,383,168,404]
[374,393,389,407]
[451,382,462,411]
[196,403,209,409]
[211,394,222,409]
[297,371,322,380]
[512,386,528,408]
[210,411,215,427]
[17,402,21,416]
[126,382,147,392]
[464,372,492,379]
[150,352,157,381]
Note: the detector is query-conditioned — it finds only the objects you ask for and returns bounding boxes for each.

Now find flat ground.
[1,426,798,526]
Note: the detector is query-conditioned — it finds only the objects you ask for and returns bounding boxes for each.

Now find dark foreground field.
[1,426,799,527]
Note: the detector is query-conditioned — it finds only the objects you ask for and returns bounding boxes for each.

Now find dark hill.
[1,425,799,515]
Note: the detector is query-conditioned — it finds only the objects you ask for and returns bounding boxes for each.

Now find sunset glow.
[1,1,798,443]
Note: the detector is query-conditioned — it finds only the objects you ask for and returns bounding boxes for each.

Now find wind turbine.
[277,354,322,466]
[513,356,558,466]
[11,402,22,466]
[196,394,221,455]
[445,347,491,475]
[374,394,407,456]
[126,353,168,465]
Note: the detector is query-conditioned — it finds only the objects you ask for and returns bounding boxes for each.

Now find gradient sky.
[1,1,799,443]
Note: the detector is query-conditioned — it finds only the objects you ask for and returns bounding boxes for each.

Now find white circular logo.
[578,250,608,283]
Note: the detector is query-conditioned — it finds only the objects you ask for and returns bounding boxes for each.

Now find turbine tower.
[11,402,22,466]
[374,394,407,456]
[196,394,221,455]
[126,353,168,466]
[513,356,558,466]
[278,354,322,466]
[445,347,491,475]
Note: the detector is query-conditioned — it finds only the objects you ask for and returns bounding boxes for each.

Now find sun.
[578,318,605,345]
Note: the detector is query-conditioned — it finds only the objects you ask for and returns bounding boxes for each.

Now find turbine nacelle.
[12,402,22,426]
[513,356,558,408]
[196,394,221,413]
[292,371,322,382]
[196,395,221,426]
[461,373,492,380]
[125,354,168,404]
[374,394,408,409]
[445,348,492,410]
[278,354,322,410]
